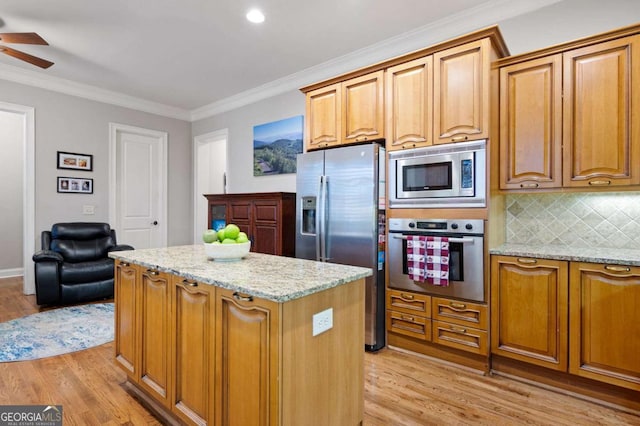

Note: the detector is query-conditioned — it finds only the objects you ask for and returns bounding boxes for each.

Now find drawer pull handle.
[450,326,467,334]
[400,293,415,301]
[121,261,130,267]
[517,258,538,264]
[233,292,254,302]
[402,143,417,149]
[604,265,631,273]
[182,279,198,287]
[146,269,159,276]
[449,302,466,309]
[401,315,415,322]
[451,136,468,142]
[588,180,611,186]
[520,182,539,188]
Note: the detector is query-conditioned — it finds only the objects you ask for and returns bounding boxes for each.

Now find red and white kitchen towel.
[406,235,450,286]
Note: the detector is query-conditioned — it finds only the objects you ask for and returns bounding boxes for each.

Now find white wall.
[192,90,303,194]
[0,111,23,269]
[0,79,193,248]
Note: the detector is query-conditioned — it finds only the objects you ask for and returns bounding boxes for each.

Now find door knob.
[152,220,158,225]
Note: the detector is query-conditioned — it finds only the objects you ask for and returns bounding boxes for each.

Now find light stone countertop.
[490,243,640,266]
[108,245,372,302]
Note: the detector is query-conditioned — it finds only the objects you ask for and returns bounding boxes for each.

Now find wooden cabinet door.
[491,256,568,371]
[252,200,279,255]
[138,268,171,406]
[228,200,251,238]
[342,70,384,144]
[563,35,640,187]
[499,55,563,189]
[114,260,139,379]
[215,288,280,426]
[171,277,215,425]
[305,83,342,150]
[569,262,640,391]
[386,56,433,151]
[434,38,490,144]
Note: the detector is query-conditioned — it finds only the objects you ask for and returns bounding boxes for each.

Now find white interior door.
[109,123,167,249]
[193,130,227,243]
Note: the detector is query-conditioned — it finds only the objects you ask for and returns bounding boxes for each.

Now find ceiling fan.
[0,32,54,69]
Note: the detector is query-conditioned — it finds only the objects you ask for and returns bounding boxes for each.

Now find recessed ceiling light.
[246,9,265,24]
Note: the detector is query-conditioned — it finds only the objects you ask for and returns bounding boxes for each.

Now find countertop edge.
[489,244,640,267]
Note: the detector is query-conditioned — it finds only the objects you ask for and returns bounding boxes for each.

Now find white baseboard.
[0,268,24,278]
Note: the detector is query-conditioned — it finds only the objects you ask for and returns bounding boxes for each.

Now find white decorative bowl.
[204,241,251,261]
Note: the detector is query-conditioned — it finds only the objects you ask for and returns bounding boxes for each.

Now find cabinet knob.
[588,180,611,186]
[516,258,538,265]
[451,136,468,142]
[146,269,159,276]
[449,302,466,310]
[233,292,254,302]
[182,279,198,287]
[520,182,539,188]
[400,293,415,301]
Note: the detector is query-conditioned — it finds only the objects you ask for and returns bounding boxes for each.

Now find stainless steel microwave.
[388,140,486,208]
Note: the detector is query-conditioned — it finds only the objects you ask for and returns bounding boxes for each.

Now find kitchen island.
[109,245,372,426]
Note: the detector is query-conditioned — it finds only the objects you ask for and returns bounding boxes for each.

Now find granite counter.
[490,243,640,266]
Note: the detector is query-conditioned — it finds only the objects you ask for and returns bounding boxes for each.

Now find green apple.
[221,238,237,244]
[202,229,218,243]
[236,232,249,243]
[217,228,226,241]
[225,224,240,240]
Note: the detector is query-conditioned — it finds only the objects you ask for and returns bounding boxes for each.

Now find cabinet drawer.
[387,310,431,341]
[387,289,431,317]
[229,202,251,221]
[432,297,488,330]
[432,320,488,355]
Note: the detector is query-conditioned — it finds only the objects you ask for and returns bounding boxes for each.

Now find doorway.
[109,123,168,249]
[0,102,35,294]
[193,129,227,243]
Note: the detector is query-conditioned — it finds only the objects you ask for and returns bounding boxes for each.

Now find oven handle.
[391,235,476,244]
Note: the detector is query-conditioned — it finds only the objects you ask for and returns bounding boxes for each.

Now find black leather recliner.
[32,222,134,306]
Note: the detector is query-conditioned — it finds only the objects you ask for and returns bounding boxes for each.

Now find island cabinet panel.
[385,56,434,152]
[490,256,569,371]
[499,54,563,189]
[563,35,640,188]
[171,277,215,425]
[138,268,172,406]
[114,260,139,378]
[569,262,640,391]
[305,83,342,150]
[215,288,280,426]
[205,192,296,257]
[433,38,490,144]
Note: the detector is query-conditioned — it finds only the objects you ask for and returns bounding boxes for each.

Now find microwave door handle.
[392,235,475,244]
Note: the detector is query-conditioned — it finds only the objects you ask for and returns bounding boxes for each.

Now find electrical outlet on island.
[312,308,333,336]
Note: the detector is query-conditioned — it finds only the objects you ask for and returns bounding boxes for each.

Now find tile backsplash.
[505,192,640,249]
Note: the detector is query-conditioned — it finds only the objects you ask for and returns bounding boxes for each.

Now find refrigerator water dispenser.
[301,196,316,235]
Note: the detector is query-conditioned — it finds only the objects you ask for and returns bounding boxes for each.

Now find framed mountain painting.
[253,115,303,176]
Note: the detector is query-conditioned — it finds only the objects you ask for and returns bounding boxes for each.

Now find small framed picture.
[57,151,93,172]
[57,177,93,194]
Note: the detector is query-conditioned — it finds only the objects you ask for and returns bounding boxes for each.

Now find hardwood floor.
[1,277,638,425]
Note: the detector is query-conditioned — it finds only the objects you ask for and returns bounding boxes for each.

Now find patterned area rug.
[0,303,114,362]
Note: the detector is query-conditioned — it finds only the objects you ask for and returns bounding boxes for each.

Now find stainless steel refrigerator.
[295,143,386,351]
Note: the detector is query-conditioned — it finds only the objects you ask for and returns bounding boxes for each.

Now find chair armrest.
[109,244,135,252]
[32,250,64,263]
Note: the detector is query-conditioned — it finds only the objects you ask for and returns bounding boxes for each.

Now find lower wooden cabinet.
[171,276,215,425]
[386,289,489,357]
[569,262,640,391]
[490,256,568,370]
[114,260,138,377]
[215,288,280,426]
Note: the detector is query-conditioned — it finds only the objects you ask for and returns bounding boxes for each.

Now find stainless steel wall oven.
[388,218,485,303]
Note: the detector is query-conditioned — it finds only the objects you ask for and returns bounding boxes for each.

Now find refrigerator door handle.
[316,175,323,261]
[319,174,328,262]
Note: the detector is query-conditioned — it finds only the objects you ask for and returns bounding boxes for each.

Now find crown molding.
[0,63,191,121]
[190,0,563,122]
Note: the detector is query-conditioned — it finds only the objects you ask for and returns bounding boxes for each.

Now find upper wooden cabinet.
[496,27,640,190]
[499,55,563,189]
[569,262,640,391]
[305,83,342,150]
[563,35,640,188]
[434,38,491,144]
[301,26,509,152]
[304,71,384,151]
[385,56,433,151]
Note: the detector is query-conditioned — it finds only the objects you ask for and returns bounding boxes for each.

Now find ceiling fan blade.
[0,32,49,45]
[0,45,54,69]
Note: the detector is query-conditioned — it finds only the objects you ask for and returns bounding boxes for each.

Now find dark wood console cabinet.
[204,192,296,257]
